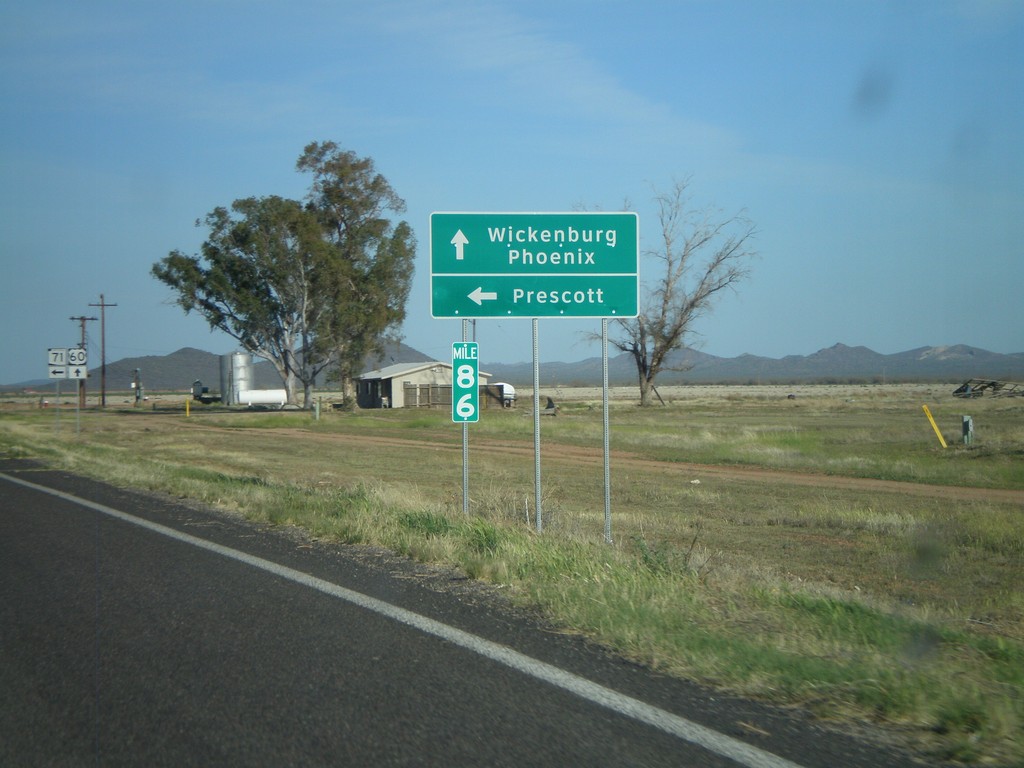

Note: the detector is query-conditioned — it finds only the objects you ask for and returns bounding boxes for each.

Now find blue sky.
[2,1,1021,384]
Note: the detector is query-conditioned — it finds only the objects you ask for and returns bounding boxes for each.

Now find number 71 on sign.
[452,342,479,423]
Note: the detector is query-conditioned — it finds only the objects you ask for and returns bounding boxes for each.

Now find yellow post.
[186,397,190,418]
[922,405,947,448]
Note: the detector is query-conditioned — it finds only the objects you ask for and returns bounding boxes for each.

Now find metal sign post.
[533,319,542,533]
[602,319,612,544]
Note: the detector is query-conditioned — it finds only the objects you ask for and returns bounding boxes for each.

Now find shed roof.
[356,361,491,381]
[357,362,444,381]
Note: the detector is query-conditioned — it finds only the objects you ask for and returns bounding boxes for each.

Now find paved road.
[0,460,921,767]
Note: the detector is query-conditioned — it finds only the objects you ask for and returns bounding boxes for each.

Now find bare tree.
[613,180,756,406]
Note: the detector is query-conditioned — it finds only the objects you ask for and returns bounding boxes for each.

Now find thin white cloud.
[949,0,1024,31]
[377,0,742,153]
[1,5,367,133]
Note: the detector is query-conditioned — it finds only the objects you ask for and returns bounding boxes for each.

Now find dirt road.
[266,427,1023,506]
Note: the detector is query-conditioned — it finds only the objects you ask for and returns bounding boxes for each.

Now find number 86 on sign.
[452,342,479,423]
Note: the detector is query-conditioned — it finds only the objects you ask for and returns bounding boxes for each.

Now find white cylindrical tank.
[220,352,254,406]
[237,389,288,408]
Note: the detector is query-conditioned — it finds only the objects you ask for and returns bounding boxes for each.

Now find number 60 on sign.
[452,342,479,423]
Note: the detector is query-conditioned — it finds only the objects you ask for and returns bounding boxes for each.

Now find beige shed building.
[354,361,494,409]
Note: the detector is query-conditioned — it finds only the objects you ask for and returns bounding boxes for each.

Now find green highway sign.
[451,342,479,423]
[430,212,639,319]
[433,274,637,318]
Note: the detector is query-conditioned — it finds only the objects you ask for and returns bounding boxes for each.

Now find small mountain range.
[489,344,1024,387]
[6,343,1022,392]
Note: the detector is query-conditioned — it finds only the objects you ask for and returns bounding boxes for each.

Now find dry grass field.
[2,383,1022,764]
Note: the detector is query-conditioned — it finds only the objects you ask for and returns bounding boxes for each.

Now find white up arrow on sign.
[451,229,469,260]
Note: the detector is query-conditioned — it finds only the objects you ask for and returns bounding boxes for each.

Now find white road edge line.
[3,471,806,768]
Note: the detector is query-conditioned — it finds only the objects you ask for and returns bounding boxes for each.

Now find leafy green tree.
[152,142,416,407]
[153,196,332,406]
[296,141,415,397]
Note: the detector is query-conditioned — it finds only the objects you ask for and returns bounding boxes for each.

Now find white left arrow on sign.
[451,229,469,260]
[468,287,497,306]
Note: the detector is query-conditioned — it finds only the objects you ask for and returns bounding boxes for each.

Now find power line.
[89,294,117,407]
[69,315,97,408]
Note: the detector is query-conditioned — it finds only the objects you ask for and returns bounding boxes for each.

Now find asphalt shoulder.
[0,457,933,768]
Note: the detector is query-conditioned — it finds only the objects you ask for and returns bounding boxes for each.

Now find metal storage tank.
[219,352,254,406]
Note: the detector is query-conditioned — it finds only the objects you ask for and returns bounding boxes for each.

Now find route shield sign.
[430,212,638,319]
[67,348,88,379]
[48,347,68,379]
[451,342,479,423]
[49,347,88,379]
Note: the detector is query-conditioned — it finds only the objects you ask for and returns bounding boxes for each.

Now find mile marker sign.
[430,212,639,319]
[451,342,479,423]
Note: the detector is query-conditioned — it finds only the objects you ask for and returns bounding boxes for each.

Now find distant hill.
[483,343,1024,387]
[5,342,1023,392]
[8,342,433,393]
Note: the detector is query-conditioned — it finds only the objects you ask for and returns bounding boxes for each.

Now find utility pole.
[70,315,98,408]
[88,294,117,408]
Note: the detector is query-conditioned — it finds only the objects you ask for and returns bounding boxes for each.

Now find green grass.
[1,384,1022,764]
